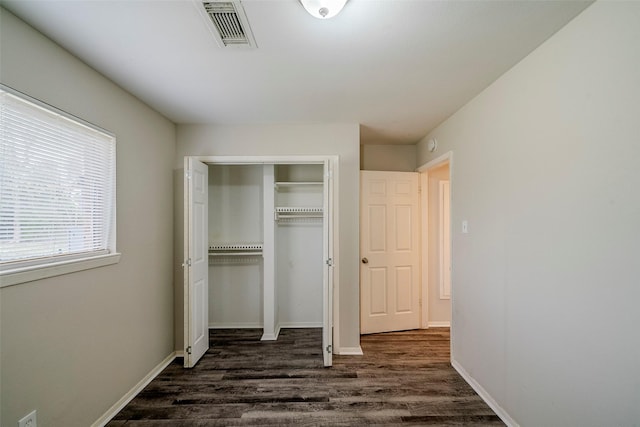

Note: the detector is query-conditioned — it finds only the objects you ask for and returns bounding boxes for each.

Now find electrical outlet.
[18,410,37,427]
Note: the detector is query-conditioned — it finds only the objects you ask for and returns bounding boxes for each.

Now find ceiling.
[1,0,592,145]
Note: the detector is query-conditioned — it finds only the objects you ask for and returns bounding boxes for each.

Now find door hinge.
[186,346,192,355]
[325,258,333,267]
[182,258,192,268]
[326,345,332,354]
[185,171,192,179]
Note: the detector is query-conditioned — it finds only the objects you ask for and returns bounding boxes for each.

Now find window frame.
[0,85,120,288]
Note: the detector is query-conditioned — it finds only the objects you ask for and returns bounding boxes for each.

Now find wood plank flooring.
[107,328,504,426]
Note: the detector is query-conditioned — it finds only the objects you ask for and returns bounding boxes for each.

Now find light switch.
[462,220,468,234]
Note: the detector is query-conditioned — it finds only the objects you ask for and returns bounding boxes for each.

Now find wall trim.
[278,322,323,328]
[336,346,364,355]
[451,358,519,427]
[210,322,323,330]
[416,151,453,172]
[428,321,451,327]
[209,323,263,329]
[1,252,121,288]
[92,352,177,427]
[261,325,281,341]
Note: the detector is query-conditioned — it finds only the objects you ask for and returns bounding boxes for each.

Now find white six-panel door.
[184,158,209,368]
[360,171,420,334]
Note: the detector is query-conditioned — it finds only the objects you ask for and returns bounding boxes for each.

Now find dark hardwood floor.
[107,328,504,426]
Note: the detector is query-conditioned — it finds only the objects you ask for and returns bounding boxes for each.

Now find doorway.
[419,154,452,328]
[359,152,453,334]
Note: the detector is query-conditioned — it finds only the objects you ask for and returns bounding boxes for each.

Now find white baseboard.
[428,321,451,327]
[209,322,263,329]
[336,346,363,355]
[451,358,519,427]
[278,322,323,328]
[175,350,184,358]
[92,352,177,427]
[261,325,281,341]
[210,322,323,329]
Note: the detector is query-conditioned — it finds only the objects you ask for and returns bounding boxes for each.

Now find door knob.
[362,257,369,264]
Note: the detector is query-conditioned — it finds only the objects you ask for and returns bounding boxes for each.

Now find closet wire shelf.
[208,243,263,257]
[274,181,323,190]
[275,207,323,222]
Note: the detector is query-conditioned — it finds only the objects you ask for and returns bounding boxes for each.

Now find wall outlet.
[18,410,37,427]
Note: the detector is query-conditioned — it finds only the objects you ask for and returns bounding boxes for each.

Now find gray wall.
[361,144,417,171]
[174,123,361,352]
[0,9,176,426]
[417,2,640,425]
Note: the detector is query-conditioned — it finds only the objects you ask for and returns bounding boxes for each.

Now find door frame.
[183,155,339,365]
[416,151,453,330]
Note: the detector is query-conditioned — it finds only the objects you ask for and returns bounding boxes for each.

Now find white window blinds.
[0,87,116,267]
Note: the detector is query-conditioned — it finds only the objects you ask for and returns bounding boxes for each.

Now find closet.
[208,164,264,329]
[184,157,335,368]
[274,164,324,330]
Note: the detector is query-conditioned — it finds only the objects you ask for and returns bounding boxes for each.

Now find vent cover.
[199,1,256,48]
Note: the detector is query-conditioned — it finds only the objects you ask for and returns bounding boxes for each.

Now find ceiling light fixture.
[299,0,348,19]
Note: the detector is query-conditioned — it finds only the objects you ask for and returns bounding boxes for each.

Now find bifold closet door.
[184,158,209,368]
[322,160,333,367]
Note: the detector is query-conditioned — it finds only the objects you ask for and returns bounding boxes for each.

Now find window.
[0,85,119,287]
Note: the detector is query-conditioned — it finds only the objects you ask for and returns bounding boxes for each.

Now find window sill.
[0,253,121,288]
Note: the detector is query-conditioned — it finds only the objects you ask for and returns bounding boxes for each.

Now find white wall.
[417,2,640,425]
[0,8,176,427]
[174,123,360,352]
[361,144,417,171]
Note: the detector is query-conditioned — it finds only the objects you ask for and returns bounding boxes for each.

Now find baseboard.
[175,350,184,358]
[278,322,323,328]
[261,325,281,341]
[428,321,451,327]
[92,352,177,427]
[210,322,323,330]
[451,358,519,427]
[209,322,263,329]
[336,346,363,355]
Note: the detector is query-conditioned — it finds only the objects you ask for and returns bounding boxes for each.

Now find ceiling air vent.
[198,1,257,48]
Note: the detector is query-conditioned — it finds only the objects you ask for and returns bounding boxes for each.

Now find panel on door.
[184,158,209,368]
[360,171,420,334]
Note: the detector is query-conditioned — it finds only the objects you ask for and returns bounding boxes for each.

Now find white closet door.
[184,158,209,368]
[322,160,333,367]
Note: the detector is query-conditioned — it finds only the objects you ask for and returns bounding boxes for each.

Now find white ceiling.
[2,0,592,145]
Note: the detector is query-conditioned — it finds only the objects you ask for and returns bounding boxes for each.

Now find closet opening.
[183,156,337,369]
